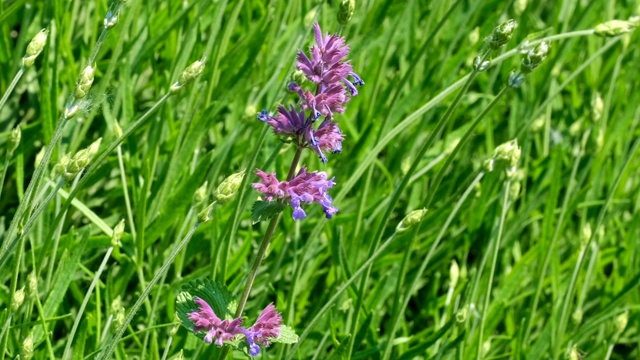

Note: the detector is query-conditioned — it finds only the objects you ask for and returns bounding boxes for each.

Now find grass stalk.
[0,67,25,113]
[477,180,511,360]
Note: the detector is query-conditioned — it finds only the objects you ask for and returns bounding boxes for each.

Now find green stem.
[117,145,137,239]
[0,115,68,269]
[477,180,511,360]
[98,222,201,360]
[0,67,25,113]
[0,155,10,201]
[62,246,114,359]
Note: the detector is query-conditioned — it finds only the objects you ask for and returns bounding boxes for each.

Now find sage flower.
[188,297,243,346]
[253,167,338,220]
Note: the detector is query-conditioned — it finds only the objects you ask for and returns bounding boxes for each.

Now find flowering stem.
[98,222,201,360]
[0,66,25,113]
[235,145,304,318]
[477,180,510,360]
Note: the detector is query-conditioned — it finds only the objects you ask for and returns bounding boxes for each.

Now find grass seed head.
[11,287,26,312]
[594,19,637,37]
[22,29,48,67]
[396,208,428,233]
[214,171,245,205]
[8,125,21,155]
[75,65,96,99]
[20,333,34,360]
[337,0,355,25]
[487,19,518,50]
[171,58,206,93]
[27,271,38,298]
[111,219,125,247]
[521,41,550,74]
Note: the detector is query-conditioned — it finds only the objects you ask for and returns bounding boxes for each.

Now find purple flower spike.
[188,297,243,347]
[253,168,338,220]
[241,303,283,356]
[310,120,344,161]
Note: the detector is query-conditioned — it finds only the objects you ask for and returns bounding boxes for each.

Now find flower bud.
[27,271,38,299]
[21,333,34,360]
[171,58,206,94]
[521,41,550,74]
[12,287,26,312]
[22,29,48,67]
[396,208,428,233]
[114,121,123,138]
[456,305,468,322]
[60,138,102,181]
[214,171,245,205]
[473,56,490,72]
[468,27,480,45]
[486,20,518,50]
[104,9,119,29]
[111,296,126,330]
[65,103,79,119]
[572,308,583,325]
[493,139,521,169]
[594,20,636,37]
[591,92,603,122]
[509,181,521,200]
[450,260,459,288]
[569,346,580,360]
[194,181,209,204]
[508,71,525,88]
[197,202,216,223]
[75,65,95,99]
[111,219,125,247]
[514,0,527,16]
[337,0,355,25]
[8,125,21,155]
[615,311,628,334]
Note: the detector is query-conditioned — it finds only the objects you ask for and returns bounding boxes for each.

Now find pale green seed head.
[65,103,79,119]
[198,202,216,223]
[111,219,125,247]
[487,19,518,50]
[194,181,209,204]
[11,287,26,312]
[111,296,126,329]
[27,271,38,298]
[337,0,356,25]
[591,92,604,122]
[114,121,123,138]
[22,29,48,67]
[9,126,21,154]
[179,58,206,85]
[75,65,96,99]
[594,20,636,37]
[214,171,245,205]
[396,208,428,233]
[615,311,628,334]
[449,260,459,288]
[493,139,521,168]
[21,333,35,360]
[521,41,550,74]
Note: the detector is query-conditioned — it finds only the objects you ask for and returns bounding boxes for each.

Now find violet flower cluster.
[254,23,363,220]
[188,297,282,356]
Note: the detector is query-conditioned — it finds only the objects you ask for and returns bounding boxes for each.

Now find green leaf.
[251,200,286,224]
[270,325,299,344]
[175,278,238,340]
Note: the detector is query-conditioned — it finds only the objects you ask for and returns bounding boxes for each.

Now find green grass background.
[1,0,639,359]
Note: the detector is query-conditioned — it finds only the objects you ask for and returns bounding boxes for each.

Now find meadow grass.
[1,0,639,359]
